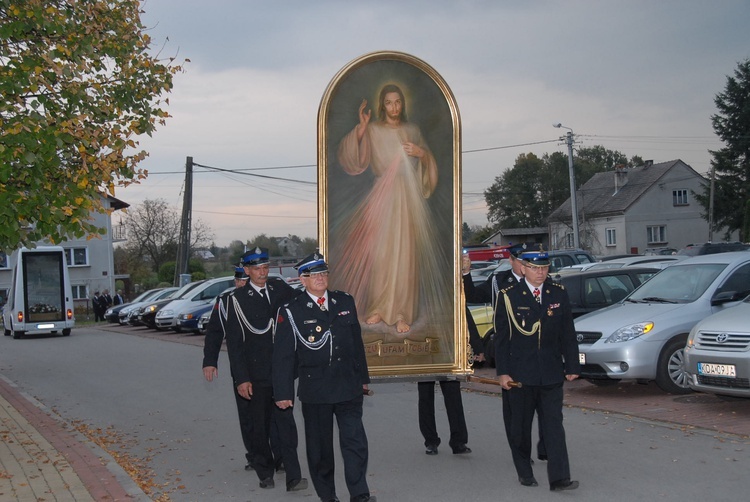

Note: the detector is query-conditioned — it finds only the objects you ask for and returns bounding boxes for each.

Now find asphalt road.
[1,325,748,501]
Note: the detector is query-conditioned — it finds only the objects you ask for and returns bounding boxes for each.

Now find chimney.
[613,164,628,195]
[644,159,653,168]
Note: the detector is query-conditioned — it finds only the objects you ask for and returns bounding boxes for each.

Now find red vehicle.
[463,244,511,262]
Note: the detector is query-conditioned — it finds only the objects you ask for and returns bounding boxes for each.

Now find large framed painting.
[318,51,470,378]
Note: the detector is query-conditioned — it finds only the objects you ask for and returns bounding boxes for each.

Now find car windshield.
[629,263,726,303]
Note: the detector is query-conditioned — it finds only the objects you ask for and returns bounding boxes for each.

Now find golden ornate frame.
[318,51,470,378]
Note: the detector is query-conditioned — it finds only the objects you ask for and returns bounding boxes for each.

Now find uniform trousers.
[504,382,571,484]
[248,386,302,483]
[231,380,254,464]
[301,396,370,501]
[418,380,468,450]
[502,389,546,458]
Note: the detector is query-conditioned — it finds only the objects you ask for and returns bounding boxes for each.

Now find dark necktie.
[260,288,269,304]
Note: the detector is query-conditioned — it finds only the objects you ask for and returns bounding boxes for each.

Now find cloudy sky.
[120,0,750,246]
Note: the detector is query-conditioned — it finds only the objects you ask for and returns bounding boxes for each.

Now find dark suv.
[546,249,597,272]
[678,242,749,257]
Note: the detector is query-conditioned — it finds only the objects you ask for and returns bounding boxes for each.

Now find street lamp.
[553,123,580,249]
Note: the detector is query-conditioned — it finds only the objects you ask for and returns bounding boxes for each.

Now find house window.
[605,228,616,247]
[64,247,89,267]
[673,189,689,206]
[565,232,574,248]
[647,225,667,244]
[0,252,8,269]
[72,284,88,300]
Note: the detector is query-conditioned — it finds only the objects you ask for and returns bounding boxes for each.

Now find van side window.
[716,263,750,300]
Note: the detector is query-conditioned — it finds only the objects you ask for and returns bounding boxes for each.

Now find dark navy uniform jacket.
[493,278,581,386]
[464,268,518,308]
[202,288,233,369]
[273,290,370,404]
[225,278,300,388]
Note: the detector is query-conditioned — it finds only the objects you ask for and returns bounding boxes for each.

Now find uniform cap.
[241,247,269,266]
[295,252,328,276]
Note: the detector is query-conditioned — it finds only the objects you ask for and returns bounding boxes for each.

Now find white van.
[2,246,75,339]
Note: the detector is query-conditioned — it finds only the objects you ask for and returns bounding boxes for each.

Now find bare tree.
[124,198,214,273]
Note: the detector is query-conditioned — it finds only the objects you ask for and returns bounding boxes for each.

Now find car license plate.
[697,362,736,377]
[579,353,586,364]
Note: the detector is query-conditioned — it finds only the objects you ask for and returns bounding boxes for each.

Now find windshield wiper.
[624,298,640,303]
[640,296,677,304]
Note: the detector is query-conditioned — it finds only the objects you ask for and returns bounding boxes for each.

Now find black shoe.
[286,478,308,492]
[519,476,539,487]
[275,462,285,472]
[244,462,254,471]
[538,453,548,461]
[259,477,275,489]
[351,495,376,502]
[550,479,579,491]
[425,444,438,455]
[452,444,472,454]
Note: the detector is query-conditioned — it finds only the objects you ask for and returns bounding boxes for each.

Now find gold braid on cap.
[502,292,542,348]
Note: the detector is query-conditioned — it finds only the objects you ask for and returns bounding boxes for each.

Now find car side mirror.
[711,291,738,306]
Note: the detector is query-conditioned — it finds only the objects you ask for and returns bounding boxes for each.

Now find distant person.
[92,291,104,322]
[494,251,580,491]
[102,289,113,309]
[274,252,376,502]
[113,290,125,306]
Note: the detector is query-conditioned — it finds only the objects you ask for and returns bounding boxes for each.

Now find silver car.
[684,297,750,398]
[575,251,750,394]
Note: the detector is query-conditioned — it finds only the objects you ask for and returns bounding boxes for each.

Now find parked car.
[138,280,207,329]
[104,289,158,323]
[684,296,750,398]
[644,247,678,256]
[583,255,684,271]
[176,301,214,334]
[575,252,750,394]
[555,267,659,318]
[197,308,213,335]
[114,287,178,325]
[546,249,597,272]
[470,261,510,285]
[155,276,234,331]
[677,242,750,256]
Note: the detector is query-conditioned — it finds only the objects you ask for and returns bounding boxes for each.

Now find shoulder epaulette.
[549,281,565,290]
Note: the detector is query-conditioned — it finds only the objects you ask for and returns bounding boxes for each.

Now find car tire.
[655,336,692,394]
[62,328,71,336]
[13,330,24,339]
[4,328,10,336]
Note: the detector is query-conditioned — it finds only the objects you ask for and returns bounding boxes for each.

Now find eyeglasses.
[523,264,549,271]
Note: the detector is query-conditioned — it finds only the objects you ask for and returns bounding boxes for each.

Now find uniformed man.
[273,252,376,502]
[463,246,547,460]
[493,250,580,491]
[202,266,254,469]
[225,248,307,492]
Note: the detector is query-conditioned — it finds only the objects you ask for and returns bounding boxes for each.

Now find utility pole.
[174,156,193,286]
[553,124,580,249]
[708,164,715,242]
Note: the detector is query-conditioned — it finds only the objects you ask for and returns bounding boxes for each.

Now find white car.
[155,276,234,331]
[575,252,750,394]
[684,296,750,398]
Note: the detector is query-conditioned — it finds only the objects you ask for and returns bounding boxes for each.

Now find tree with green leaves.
[0,0,184,249]
[484,147,641,230]
[697,59,750,241]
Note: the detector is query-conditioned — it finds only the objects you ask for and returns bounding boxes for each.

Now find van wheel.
[13,330,24,339]
[4,328,10,336]
[655,337,692,394]
[62,328,71,336]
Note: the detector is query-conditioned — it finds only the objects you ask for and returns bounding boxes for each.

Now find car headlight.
[605,322,654,343]
[145,305,157,313]
[105,309,112,316]
[159,309,173,317]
